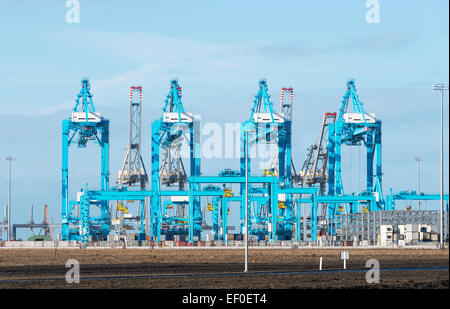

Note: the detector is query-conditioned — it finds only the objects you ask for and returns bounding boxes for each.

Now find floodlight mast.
[5,156,15,241]
[433,83,449,249]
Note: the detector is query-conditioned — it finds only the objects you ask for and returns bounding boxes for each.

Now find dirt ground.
[0,248,448,289]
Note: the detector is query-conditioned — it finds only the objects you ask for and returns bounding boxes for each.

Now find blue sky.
[0,0,448,239]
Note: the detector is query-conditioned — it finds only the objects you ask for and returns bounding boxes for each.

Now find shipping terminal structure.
[57,78,449,247]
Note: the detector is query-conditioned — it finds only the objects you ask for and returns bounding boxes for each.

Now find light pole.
[433,84,448,248]
[5,156,15,241]
[244,130,250,272]
[414,157,422,211]
[244,129,255,273]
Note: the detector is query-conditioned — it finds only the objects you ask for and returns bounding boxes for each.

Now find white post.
[341,251,349,269]
[319,256,323,271]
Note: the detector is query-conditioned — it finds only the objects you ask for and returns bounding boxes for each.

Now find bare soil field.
[0,248,448,289]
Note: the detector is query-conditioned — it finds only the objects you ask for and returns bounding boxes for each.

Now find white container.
[381,240,393,246]
[404,232,419,242]
[380,225,393,233]
[404,224,419,232]
[380,233,393,241]
[420,232,431,241]
[165,241,174,247]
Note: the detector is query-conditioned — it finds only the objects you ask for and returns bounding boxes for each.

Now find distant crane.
[296,112,336,221]
[12,205,61,241]
[297,112,336,194]
[268,87,297,177]
[116,86,149,240]
[117,86,148,188]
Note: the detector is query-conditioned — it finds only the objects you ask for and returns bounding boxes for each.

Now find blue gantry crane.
[386,189,449,211]
[327,79,383,218]
[239,80,295,241]
[61,78,110,242]
[150,79,201,243]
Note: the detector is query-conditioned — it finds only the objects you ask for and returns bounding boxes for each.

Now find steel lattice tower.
[117,86,148,188]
